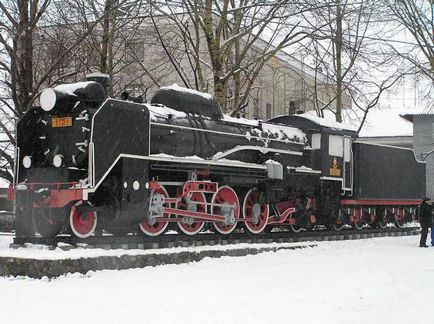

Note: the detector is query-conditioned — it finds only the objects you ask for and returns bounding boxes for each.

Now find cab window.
[329,135,343,157]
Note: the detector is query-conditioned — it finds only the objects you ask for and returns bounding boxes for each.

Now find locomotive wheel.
[34,208,64,238]
[139,185,170,236]
[289,214,303,233]
[243,189,269,234]
[352,210,366,230]
[353,221,365,230]
[395,219,405,229]
[330,209,344,231]
[377,211,388,229]
[212,186,240,235]
[176,192,206,235]
[70,203,97,238]
[394,209,406,229]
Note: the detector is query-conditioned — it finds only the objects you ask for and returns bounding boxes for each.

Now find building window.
[253,97,259,119]
[125,41,144,63]
[266,103,272,119]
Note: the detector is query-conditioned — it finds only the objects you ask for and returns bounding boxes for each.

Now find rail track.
[10,226,419,250]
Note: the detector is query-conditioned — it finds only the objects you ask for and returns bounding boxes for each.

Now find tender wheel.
[70,202,97,238]
[351,209,365,230]
[329,209,344,231]
[378,210,388,229]
[394,208,406,228]
[243,189,269,234]
[34,208,65,238]
[353,221,364,230]
[177,192,206,235]
[139,185,170,236]
[395,219,405,229]
[212,186,240,235]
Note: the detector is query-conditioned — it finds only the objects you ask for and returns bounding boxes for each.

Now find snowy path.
[0,235,433,324]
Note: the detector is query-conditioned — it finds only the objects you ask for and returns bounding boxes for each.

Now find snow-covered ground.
[0,235,433,324]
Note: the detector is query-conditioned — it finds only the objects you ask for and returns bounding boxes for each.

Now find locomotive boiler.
[11,75,426,240]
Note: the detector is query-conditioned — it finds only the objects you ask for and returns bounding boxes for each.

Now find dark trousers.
[420,227,429,246]
[431,227,434,245]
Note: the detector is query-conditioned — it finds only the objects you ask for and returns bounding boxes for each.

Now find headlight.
[23,156,32,168]
[53,154,63,167]
[40,88,57,111]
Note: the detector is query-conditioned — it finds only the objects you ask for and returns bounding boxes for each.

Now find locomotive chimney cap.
[86,72,110,92]
[86,72,110,79]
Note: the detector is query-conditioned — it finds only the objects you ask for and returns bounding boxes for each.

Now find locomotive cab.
[267,114,357,195]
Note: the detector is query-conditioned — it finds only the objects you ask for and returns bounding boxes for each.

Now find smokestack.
[40,81,107,112]
[86,72,111,93]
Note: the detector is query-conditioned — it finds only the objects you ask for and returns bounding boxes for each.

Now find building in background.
[120,30,352,119]
[401,111,434,199]
[34,16,351,120]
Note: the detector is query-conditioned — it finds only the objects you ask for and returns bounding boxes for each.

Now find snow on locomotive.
[11,74,426,239]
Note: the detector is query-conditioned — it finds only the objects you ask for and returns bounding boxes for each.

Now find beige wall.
[116,19,352,119]
[35,17,352,120]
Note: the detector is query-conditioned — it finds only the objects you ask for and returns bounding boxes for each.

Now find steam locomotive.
[10,74,426,239]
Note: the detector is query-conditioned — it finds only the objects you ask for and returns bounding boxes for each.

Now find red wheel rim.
[212,186,239,234]
[378,211,388,228]
[177,192,206,235]
[139,185,170,236]
[243,189,269,234]
[70,205,97,238]
[352,208,365,230]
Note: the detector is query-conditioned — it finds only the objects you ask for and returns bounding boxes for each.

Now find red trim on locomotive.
[7,184,15,201]
[12,182,83,208]
[181,180,218,196]
[267,207,296,225]
[340,199,421,206]
[40,188,83,208]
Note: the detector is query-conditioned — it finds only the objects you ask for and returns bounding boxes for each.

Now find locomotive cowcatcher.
[9,74,426,240]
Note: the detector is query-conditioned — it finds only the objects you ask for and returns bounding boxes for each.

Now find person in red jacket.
[419,197,433,248]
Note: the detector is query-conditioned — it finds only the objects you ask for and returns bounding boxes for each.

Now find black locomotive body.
[11,77,425,239]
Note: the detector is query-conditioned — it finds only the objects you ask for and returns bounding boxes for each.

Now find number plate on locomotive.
[51,117,73,128]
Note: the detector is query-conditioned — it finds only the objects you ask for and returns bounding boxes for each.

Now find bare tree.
[0,0,133,182]
[149,0,327,113]
[301,0,376,122]
[298,0,410,128]
[385,0,433,82]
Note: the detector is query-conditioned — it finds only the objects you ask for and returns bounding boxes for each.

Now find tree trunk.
[100,0,111,74]
[335,0,343,123]
[203,0,226,111]
[11,0,35,116]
